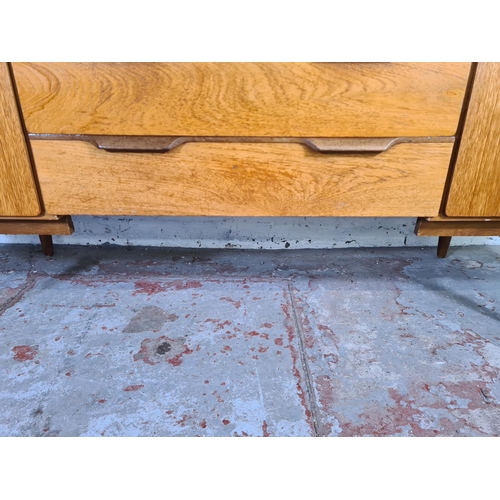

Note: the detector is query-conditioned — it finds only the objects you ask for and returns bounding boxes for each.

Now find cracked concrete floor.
[1,244,499,437]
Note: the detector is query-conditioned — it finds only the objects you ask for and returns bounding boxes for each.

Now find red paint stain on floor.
[133,336,193,366]
[85,352,103,359]
[298,313,315,349]
[315,375,334,413]
[262,420,270,437]
[124,384,144,392]
[212,391,224,403]
[440,381,490,409]
[343,388,432,437]
[12,345,38,362]
[133,280,202,296]
[176,415,188,427]
[281,300,314,427]
[169,349,193,366]
[205,319,233,331]
[220,297,242,309]
[386,388,432,436]
[317,324,335,335]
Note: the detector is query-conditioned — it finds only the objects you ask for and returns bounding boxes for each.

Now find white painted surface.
[1,216,499,249]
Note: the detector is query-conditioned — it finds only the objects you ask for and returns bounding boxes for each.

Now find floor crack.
[287,282,323,437]
[0,278,38,316]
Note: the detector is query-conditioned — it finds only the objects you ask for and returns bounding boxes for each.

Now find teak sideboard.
[1,62,499,257]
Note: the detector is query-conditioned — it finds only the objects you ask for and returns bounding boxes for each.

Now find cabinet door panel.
[446,63,500,217]
[0,63,41,216]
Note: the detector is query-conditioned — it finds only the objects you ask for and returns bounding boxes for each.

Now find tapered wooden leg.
[437,236,452,258]
[39,235,54,256]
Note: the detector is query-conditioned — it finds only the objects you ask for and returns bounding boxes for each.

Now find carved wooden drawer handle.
[29,134,454,154]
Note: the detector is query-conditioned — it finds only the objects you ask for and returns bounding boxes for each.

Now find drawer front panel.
[31,141,452,217]
[14,63,470,138]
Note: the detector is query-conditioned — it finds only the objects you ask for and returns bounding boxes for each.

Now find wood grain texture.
[13,63,470,137]
[0,63,41,216]
[446,63,500,217]
[425,214,498,222]
[31,141,453,217]
[0,213,60,220]
[0,215,73,235]
[415,218,500,236]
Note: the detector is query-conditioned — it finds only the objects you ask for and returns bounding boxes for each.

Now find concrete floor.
[1,243,499,437]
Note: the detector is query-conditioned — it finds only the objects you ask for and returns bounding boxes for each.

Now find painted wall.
[1,216,499,249]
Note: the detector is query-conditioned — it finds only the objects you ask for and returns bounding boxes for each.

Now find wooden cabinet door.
[0,63,41,216]
[446,63,500,217]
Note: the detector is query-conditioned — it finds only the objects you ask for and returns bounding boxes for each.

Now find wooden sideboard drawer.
[31,140,453,217]
[13,63,470,138]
